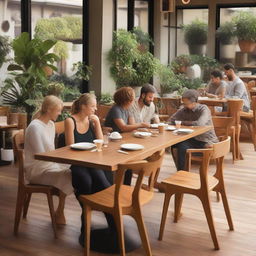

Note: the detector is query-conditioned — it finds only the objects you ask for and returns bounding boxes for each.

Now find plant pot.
[235,52,248,67]
[43,66,53,77]
[220,44,236,59]
[238,40,256,53]
[188,44,206,55]
[8,112,19,125]
[18,113,27,129]
[1,148,14,161]
[133,86,142,97]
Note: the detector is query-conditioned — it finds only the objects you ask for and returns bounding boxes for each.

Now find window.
[176,8,208,56]
[134,0,149,33]
[0,0,21,81]
[116,0,128,30]
[218,7,256,70]
[31,0,83,76]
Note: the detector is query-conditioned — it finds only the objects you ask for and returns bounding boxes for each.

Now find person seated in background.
[223,63,250,112]
[205,70,227,99]
[170,89,218,171]
[128,84,160,124]
[24,95,73,225]
[104,86,150,132]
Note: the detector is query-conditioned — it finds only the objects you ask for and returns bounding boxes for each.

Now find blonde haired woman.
[63,93,114,246]
[24,95,73,224]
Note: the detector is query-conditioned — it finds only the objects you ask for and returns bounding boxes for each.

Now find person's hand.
[89,114,100,125]
[141,122,150,128]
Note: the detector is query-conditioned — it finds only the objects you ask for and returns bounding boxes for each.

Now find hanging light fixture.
[182,0,191,4]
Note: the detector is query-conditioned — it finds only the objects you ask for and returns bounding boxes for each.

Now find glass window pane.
[219,7,256,69]
[117,0,128,30]
[176,8,208,56]
[0,0,21,81]
[31,0,83,76]
[134,0,148,33]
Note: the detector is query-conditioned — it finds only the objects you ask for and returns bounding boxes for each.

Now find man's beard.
[143,98,151,107]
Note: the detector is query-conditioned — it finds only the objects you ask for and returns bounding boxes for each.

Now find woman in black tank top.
[64,94,114,246]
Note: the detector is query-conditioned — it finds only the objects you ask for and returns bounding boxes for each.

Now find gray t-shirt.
[206,80,227,96]
[225,76,250,112]
[104,105,130,132]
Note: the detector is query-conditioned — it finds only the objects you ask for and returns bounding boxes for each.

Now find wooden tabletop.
[198,97,227,107]
[0,123,18,130]
[63,102,72,109]
[35,126,211,171]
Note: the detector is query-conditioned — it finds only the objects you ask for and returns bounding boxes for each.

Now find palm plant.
[1,32,59,123]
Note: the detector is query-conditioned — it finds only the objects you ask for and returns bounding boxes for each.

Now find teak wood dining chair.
[241,96,256,151]
[79,149,165,256]
[158,137,234,250]
[13,130,60,238]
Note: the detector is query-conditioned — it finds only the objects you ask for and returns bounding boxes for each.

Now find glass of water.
[103,133,110,147]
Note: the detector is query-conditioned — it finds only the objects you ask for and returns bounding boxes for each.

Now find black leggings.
[71,165,115,233]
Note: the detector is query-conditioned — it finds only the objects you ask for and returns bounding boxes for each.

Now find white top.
[24,119,73,195]
[129,98,159,124]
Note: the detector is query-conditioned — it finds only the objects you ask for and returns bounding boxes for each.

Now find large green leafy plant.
[183,20,208,45]
[233,12,256,42]
[1,32,59,122]
[108,29,158,88]
[0,36,11,69]
[216,21,236,45]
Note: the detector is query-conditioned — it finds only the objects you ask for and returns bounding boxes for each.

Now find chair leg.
[83,205,92,256]
[23,193,32,218]
[219,188,234,231]
[158,192,172,241]
[174,193,183,223]
[46,192,58,239]
[200,196,219,250]
[14,189,25,235]
[133,206,152,256]
[216,191,220,202]
[113,210,125,256]
[231,133,236,162]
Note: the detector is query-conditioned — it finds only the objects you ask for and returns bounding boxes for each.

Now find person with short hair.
[223,63,250,112]
[170,89,218,171]
[205,70,227,99]
[128,84,160,124]
[105,87,150,132]
[24,95,73,225]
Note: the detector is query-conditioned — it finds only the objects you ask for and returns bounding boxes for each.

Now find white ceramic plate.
[165,125,176,131]
[70,142,96,150]
[120,143,144,151]
[133,131,152,138]
[177,128,194,134]
[150,124,158,128]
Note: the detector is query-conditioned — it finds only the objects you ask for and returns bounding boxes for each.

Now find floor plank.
[0,142,255,255]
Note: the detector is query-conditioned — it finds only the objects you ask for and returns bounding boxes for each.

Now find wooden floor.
[0,142,255,256]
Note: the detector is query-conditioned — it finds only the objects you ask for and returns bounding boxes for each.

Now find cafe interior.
[0,0,255,255]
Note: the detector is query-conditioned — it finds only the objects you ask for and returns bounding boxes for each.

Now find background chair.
[79,149,165,256]
[158,137,234,250]
[13,130,60,238]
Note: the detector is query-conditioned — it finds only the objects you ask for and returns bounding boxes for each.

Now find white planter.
[220,44,236,59]
[1,148,14,161]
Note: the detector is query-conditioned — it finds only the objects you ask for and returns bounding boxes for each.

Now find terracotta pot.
[18,113,27,130]
[43,66,53,77]
[238,40,256,53]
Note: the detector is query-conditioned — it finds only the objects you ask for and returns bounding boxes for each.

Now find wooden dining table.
[35,126,211,171]
[35,126,211,253]
[198,97,227,107]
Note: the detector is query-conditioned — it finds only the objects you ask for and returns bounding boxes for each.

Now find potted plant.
[233,12,256,53]
[132,27,153,52]
[183,20,208,55]
[216,21,237,60]
[171,55,192,74]
[44,82,65,97]
[108,29,158,95]
[0,32,59,124]
[158,64,182,97]
[99,93,114,105]
[0,35,11,69]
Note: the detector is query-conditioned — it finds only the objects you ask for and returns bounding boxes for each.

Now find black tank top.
[70,116,95,143]
[57,117,95,148]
